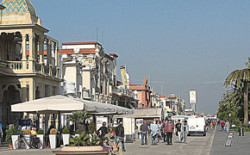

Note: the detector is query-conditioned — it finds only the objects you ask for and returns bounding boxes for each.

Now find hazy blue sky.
[31,0,249,114]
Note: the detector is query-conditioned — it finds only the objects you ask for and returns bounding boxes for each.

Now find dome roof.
[1,0,36,15]
[168,94,177,99]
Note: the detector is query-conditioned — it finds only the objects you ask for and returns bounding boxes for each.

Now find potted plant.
[75,129,80,137]
[53,132,107,155]
[6,127,18,149]
[24,129,31,149]
[62,128,70,146]
[49,128,57,149]
[37,129,44,149]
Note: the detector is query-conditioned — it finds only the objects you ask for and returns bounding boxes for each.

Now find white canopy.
[11,95,133,115]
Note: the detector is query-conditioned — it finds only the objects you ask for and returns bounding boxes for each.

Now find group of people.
[140,119,189,146]
[98,122,126,155]
[220,120,230,132]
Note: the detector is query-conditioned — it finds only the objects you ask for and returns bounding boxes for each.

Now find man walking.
[225,121,230,133]
[182,120,189,144]
[164,120,174,145]
[116,122,126,152]
[140,121,149,145]
[150,121,158,145]
[175,120,182,143]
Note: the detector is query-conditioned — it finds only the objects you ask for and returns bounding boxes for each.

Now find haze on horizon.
[30,0,250,114]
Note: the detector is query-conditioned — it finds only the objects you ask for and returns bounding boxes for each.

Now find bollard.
[238,126,244,136]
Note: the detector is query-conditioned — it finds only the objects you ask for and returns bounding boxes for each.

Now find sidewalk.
[210,127,250,155]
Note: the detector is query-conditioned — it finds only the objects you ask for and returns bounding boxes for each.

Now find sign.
[120,65,127,86]
[96,116,108,130]
[190,91,196,104]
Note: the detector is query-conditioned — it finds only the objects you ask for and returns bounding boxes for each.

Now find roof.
[26,50,48,55]
[109,53,118,58]
[59,48,95,54]
[1,0,36,14]
[159,95,166,98]
[62,42,98,45]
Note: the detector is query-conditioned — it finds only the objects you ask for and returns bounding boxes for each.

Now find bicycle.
[15,135,42,149]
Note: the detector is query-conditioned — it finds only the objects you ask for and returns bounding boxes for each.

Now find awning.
[11,95,133,115]
[11,95,89,114]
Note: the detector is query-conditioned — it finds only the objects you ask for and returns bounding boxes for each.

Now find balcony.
[113,87,137,99]
[0,60,58,78]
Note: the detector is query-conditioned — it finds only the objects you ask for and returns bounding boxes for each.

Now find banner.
[190,91,196,104]
[120,65,127,85]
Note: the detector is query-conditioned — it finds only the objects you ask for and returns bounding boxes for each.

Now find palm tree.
[68,111,91,133]
[224,68,250,124]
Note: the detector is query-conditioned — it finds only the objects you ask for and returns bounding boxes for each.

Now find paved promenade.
[211,127,250,155]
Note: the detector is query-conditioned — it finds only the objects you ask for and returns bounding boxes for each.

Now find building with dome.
[0,0,61,127]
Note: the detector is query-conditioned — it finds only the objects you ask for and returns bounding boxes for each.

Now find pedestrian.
[164,120,174,145]
[98,122,108,139]
[116,122,126,152]
[175,120,182,143]
[225,121,230,133]
[212,120,216,129]
[162,120,167,142]
[182,120,189,144]
[157,121,162,144]
[140,121,149,145]
[221,121,225,131]
[0,122,3,146]
[150,121,158,145]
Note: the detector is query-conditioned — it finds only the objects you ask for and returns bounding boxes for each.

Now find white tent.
[11,95,133,115]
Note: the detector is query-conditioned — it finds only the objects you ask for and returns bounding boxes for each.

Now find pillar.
[29,34,35,61]
[39,36,44,64]
[22,34,27,61]
[54,43,58,67]
[47,40,52,66]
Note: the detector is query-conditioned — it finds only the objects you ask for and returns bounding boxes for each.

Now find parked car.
[187,117,206,136]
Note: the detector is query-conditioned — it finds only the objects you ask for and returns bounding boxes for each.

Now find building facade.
[59,42,118,104]
[0,0,61,127]
[130,78,151,109]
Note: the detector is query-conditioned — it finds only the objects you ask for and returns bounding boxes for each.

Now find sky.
[30,0,249,114]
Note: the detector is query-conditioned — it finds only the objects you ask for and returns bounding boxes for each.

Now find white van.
[187,117,206,136]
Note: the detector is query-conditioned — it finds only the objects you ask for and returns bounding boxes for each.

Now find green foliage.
[75,129,80,134]
[6,127,18,144]
[62,128,70,134]
[68,111,91,133]
[37,129,44,134]
[69,132,101,146]
[88,120,96,134]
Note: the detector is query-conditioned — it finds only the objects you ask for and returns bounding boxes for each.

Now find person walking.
[157,121,162,144]
[140,121,149,145]
[182,120,189,144]
[175,120,182,143]
[164,120,174,145]
[150,121,158,145]
[212,120,216,129]
[0,122,3,146]
[221,121,225,131]
[116,122,126,152]
[98,122,108,139]
[225,121,230,133]
[162,120,167,143]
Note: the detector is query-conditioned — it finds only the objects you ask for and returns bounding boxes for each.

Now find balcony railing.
[44,66,49,74]
[113,87,137,99]
[35,63,42,72]
[7,61,22,70]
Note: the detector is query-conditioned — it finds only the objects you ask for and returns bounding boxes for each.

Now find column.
[22,34,27,70]
[22,34,27,61]
[47,40,52,66]
[54,43,58,67]
[29,34,35,61]
[39,36,44,64]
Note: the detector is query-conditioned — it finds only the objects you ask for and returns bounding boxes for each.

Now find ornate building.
[0,0,61,127]
[59,42,118,104]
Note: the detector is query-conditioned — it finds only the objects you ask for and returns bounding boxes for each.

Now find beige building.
[0,0,61,127]
[59,42,118,104]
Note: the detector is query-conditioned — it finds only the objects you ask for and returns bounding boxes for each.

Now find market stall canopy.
[11,95,94,114]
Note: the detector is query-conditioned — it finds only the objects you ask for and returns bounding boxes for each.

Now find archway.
[2,85,22,126]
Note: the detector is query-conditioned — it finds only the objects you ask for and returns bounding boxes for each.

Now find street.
[0,128,216,155]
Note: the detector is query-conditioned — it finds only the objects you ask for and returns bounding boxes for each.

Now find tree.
[68,111,91,133]
[224,66,250,124]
